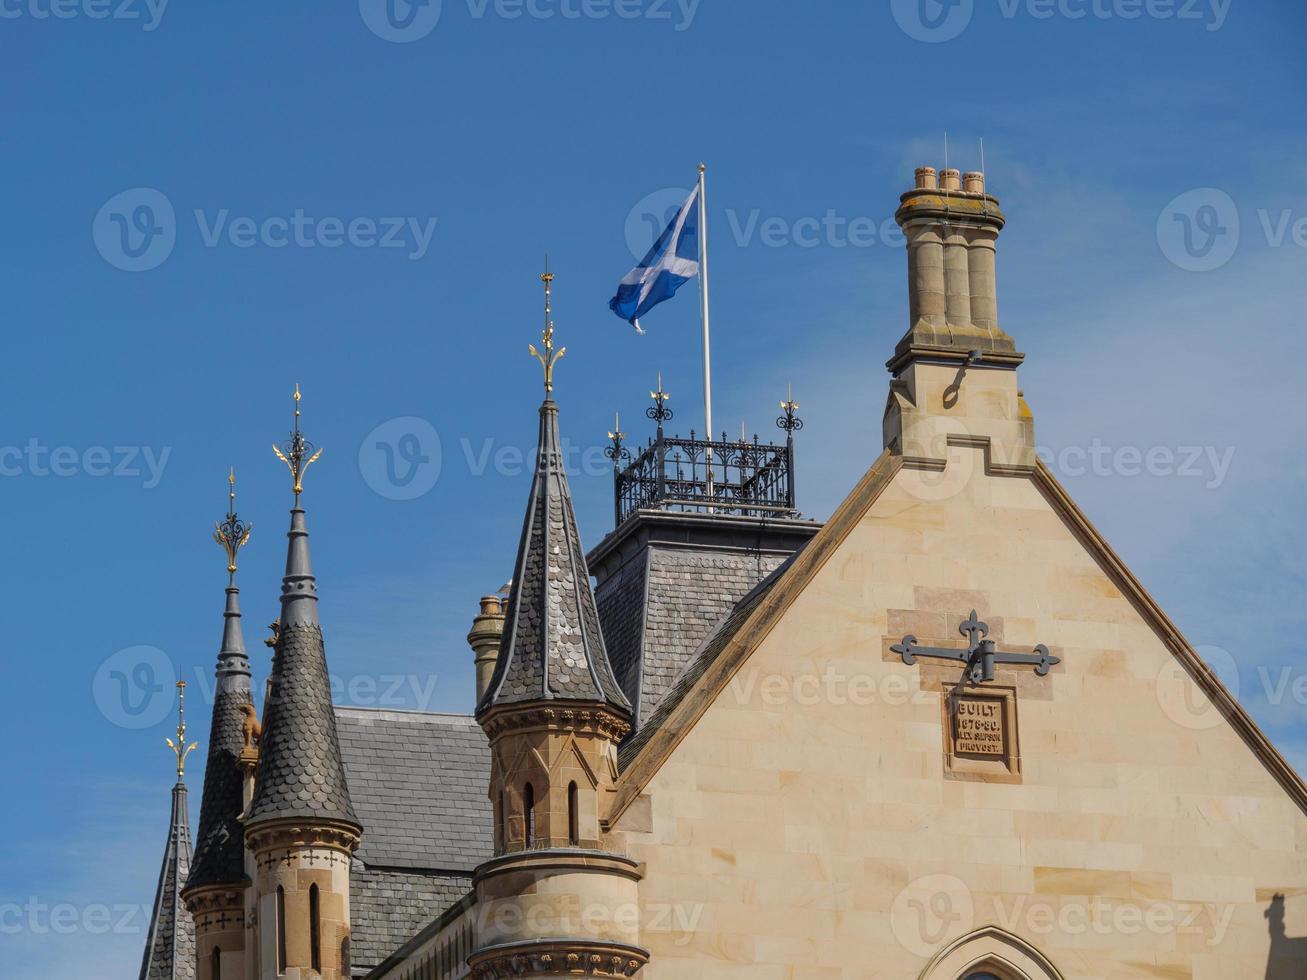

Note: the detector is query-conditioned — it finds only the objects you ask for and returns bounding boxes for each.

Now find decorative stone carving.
[468,939,647,978]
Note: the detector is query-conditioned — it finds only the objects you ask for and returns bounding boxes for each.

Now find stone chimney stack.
[883,166,1036,477]
[467,594,505,703]
[890,164,1021,374]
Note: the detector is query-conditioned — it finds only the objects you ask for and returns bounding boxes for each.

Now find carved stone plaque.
[942,685,1021,783]
[952,696,1005,756]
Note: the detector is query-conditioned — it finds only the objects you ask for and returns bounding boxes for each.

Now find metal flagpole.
[697,162,714,505]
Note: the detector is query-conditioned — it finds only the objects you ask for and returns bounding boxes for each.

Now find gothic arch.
[917,926,1065,980]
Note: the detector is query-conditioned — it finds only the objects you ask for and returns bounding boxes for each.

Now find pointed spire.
[478,274,631,718]
[247,388,359,831]
[186,473,255,894]
[140,689,196,980]
[212,469,252,687]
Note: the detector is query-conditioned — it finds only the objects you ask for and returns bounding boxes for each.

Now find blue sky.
[2,1,1305,976]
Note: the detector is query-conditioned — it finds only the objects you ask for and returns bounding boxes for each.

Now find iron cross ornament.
[892,610,1059,687]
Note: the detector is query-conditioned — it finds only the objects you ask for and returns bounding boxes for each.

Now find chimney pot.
[468,594,507,703]
[963,171,985,194]
[940,168,962,191]
[915,166,938,190]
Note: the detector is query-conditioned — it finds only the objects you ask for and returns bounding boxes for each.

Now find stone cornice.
[244,817,362,857]
[468,939,649,979]
[182,882,247,916]
[479,701,631,743]
[473,848,643,887]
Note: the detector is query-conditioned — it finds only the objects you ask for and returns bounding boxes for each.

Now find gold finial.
[778,382,803,435]
[272,384,323,497]
[780,381,799,415]
[213,467,252,581]
[165,681,198,780]
[648,372,673,427]
[528,264,566,396]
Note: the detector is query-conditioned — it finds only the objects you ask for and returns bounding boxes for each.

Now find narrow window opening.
[496,790,506,852]
[309,883,321,972]
[567,781,580,846]
[211,946,222,980]
[524,783,536,848]
[275,886,287,976]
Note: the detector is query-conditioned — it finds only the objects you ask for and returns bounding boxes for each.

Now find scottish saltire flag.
[610,187,700,334]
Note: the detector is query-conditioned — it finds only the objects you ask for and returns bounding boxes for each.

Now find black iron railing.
[606,391,803,526]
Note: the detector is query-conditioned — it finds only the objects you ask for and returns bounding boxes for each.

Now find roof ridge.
[335,705,479,723]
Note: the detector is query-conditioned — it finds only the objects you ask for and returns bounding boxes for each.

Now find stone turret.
[184,471,255,980]
[245,389,362,980]
[470,274,648,979]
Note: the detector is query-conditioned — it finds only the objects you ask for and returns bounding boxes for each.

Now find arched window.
[275,886,287,975]
[919,926,1064,980]
[567,781,580,846]
[210,946,221,980]
[309,883,321,972]
[524,783,536,847]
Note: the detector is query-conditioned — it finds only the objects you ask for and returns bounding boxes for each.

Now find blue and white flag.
[610,187,701,334]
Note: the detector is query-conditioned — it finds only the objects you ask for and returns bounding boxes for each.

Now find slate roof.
[597,547,789,730]
[349,867,472,976]
[335,707,492,871]
[478,399,630,715]
[248,507,359,830]
[619,561,790,768]
[335,707,491,976]
[139,782,196,980]
[187,584,253,891]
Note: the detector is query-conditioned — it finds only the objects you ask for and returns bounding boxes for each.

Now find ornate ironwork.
[647,373,673,428]
[614,428,797,524]
[891,610,1059,687]
[272,384,322,498]
[604,413,631,526]
[165,681,198,779]
[529,267,565,395]
[778,386,803,434]
[213,467,252,580]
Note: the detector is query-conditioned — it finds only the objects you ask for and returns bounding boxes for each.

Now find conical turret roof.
[187,479,254,891]
[477,283,630,718]
[247,395,359,831]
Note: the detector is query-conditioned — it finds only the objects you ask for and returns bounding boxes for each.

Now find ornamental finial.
[529,262,566,396]
[272,384,323,499]
[164,681,198,780]
[647,372,673,428]
[778,383,803,435]
[605,411,630,469]
[213,467,252,582]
